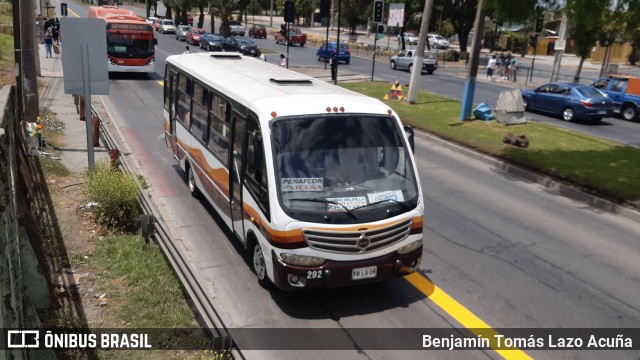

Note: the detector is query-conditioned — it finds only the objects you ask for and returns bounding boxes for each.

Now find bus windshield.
[106,33,154,58]
[272,115,418,222]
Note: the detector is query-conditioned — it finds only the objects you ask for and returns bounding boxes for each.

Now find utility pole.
[12,0,40,124]
[406,0,434,104]
[550,14,567,82]
[458,0,485,120]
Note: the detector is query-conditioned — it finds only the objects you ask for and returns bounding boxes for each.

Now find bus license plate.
[352,266,377,280]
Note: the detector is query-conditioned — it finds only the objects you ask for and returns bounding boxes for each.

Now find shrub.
[84,161,141,233]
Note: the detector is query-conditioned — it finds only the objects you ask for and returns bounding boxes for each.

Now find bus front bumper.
[271,247,423,291]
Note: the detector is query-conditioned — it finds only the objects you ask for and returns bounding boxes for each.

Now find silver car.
[427,34,449,49]
[176,25,192,41]
[390,50,438,74]
[398,32,418,45]
[159,19,177,34]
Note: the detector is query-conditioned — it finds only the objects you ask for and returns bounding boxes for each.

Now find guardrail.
[95,106,244,359]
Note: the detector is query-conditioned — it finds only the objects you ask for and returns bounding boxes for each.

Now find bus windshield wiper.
[290,198,358,219]
[352,199,413,212]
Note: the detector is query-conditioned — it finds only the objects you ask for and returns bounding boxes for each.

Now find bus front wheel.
[188,165,201,198]
[252,242,272,288]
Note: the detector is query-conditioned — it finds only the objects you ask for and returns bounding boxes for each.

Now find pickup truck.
[592,76,640,121]
[275,27,307,47]
[229,21,245,36]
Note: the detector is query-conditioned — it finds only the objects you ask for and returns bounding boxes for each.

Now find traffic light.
[529,34,538,49]
[534,6,544,33]
[373,0,383,23]
[284,1,295,23]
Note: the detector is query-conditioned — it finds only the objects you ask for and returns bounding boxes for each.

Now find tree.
[342,0,370,34]
[623,0,640,64]
[565,0,610,82]
[247,0,263,24]
[210,0,238,36]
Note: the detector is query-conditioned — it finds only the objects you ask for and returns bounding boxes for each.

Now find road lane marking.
[405,272,532,360]
[68,8,80,18]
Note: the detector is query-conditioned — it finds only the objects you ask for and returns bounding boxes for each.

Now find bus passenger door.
[230,113,246,243]
[167,70,179,159]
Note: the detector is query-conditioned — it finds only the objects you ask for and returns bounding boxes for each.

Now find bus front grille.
[302,219,412,254]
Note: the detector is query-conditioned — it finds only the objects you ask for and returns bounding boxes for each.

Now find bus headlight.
[397,239,422,254]
[280,253,326,266]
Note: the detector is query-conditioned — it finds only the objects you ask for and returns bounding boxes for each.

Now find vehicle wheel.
[408,64,413,73]
[300,42,305,47]
[176,35,179,40]
[427,70,434,75]
[317,55,322,62]
[345,59,350,65]
[252,242,272,288]
[390,61,396,70]
[621,104,638,121]
[187,165,201,198]
[562,107,575,122]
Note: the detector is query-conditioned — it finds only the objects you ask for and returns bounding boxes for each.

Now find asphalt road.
[64,3,640,359]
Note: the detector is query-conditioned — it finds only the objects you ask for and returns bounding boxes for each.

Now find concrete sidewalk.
[37,43,110,174]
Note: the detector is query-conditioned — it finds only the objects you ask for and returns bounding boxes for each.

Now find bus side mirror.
[403,125,415,153]
[154,38,158,45]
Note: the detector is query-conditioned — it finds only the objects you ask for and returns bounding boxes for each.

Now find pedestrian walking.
[52,26,60,45]
[44,27,53,58]
[487,55,496,79]
[184,45,192,54]
[280,54,287,68]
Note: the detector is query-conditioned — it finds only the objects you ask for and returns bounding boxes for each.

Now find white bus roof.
[166,52,395,119]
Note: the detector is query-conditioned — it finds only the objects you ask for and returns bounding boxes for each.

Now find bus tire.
[251,240,272,289]
[187,164,201,198]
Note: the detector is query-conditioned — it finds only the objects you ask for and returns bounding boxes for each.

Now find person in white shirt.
[184,46,192,54]
[487,55,497,79]
[280,54,287,68]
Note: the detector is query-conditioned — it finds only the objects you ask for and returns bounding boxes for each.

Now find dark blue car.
[521,82,614,122]
[316,42,350,64]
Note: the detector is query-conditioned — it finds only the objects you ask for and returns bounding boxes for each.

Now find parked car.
[398,32,418,45]
[248,24,267,39]
[159,19,177,34]
[427,34,449,49]
[199,33,225,51]
[316,42,350,64]
[521,82,613,122]
[592,76,640,121]
[151,18,162,32]
[221,37,261,56]
[186,28,205,45]
[390,50,437,74]
[229,21,245,36]
[175,25,192,41]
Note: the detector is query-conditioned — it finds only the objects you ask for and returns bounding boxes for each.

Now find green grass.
[341,82,640,206]
[90,235,196,328]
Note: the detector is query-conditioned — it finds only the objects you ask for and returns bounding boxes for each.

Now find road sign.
[554,40,566,51]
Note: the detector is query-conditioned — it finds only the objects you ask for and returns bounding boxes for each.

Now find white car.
[427,34,449,49]
[398,32,418,45]
[159,19,177,34]
[146,16,159,25]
